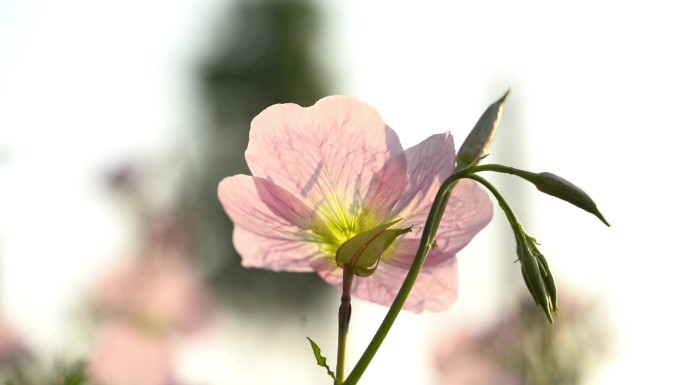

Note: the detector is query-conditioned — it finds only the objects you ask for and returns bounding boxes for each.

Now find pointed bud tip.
[533,172,610,228]
[455,88,512,169]
[596,211,611,227]
[498,88,511,104]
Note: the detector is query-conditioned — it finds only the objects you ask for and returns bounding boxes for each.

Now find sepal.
[335,220,411,277]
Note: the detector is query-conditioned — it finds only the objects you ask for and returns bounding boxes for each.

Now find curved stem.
[343,168,470,385]
[470,163,538,182]
[464,173,521,232]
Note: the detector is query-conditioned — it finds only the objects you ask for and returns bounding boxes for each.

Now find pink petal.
[219,175,325,271]
[383,132,492,270]
[317,254,458,313]
[391,132,456,217]
[233,226,324,272]
[218,175,317,236]
[382,132,458,266]
[362,145,408,219]
[385,178,492,270]
[315,133,491,312]
[428,178,493,267]
[245,96,407,218]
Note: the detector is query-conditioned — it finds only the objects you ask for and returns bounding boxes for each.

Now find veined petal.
[429,179,493,267]
[317,255,459,313]
[218,175,317,236]
[382,132,491,270]
[234,226,324,272]
[391,132,456,217]
[245,96,406,219]
[386,179,493,270]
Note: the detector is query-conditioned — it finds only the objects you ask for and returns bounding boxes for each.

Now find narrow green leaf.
[306,337,336,381]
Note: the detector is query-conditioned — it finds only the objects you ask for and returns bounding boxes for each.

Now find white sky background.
[1,0,683,384]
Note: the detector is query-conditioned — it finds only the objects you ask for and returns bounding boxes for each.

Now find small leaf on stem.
[306,337,336,381]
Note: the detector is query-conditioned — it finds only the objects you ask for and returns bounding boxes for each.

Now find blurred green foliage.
[182,0,334,314]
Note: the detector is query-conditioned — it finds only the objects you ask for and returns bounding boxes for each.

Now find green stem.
[336,264,354,384]
[470,163,538,183]
[464,173,521,233]
[343,168,471,385]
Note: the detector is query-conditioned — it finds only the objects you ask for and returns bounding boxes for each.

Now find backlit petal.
[385,178,493,270]
[381,133,492,271]
[317,254,459,313]
[234,226,324,272]
[391,132,456,217]
[218,175,317,237]
[429,178,493,267]
[245,96,406,218]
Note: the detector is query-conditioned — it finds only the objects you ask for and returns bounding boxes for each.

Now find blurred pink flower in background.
[433,291,611,385]
[88,322,176,385]
[87,212,214,385]
[93,256,212,333]
[218,96,493,312]
[0,318,32,367]
[434,329,524,385]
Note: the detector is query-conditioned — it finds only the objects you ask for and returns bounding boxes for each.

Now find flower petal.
[362,143,408,219]
[428,178,493,267]
[219,175,325,271]
[245,96,406,219]
[218,175,317,236]
[385,178,493,270]
[316,253,459,312]
[391,132,456,217]
[234,226,323,272]
[382,132,492,270]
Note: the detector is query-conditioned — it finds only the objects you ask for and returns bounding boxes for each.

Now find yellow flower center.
[308,201,382,258]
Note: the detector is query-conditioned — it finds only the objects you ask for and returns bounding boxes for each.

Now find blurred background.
[1,0,682,384]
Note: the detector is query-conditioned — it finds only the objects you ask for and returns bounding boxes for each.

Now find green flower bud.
[467,165,610,227]
[527,236,558,314]
[517,232,558,323]
[534,172,610,227]
[335,219,411,277]
[456,89,510,170]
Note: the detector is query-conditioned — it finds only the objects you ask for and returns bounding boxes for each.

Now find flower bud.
[336,220,411,277]
[456,90,510,170]
[534,172,610,226]
[528,237,558,314]
[518,233,557,323]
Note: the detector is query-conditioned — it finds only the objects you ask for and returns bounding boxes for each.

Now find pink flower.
[88,322,176,385]
[218,96,493,312]
[93,257,211,332]
[433,331,523,385]
[0,319,31,366]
